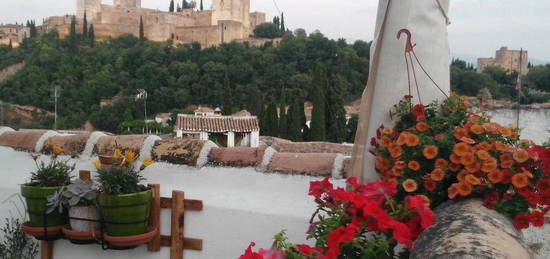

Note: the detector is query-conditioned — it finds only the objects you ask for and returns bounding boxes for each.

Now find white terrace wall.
[486,108,550,144]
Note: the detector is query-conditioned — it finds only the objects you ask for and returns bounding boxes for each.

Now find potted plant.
[47,179,101,243]
[20,145,74,240]
[94,149,156,246]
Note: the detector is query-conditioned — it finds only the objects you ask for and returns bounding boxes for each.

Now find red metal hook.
[397,29,415,53]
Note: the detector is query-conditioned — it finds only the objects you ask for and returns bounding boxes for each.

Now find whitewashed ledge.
[410,199,534,259]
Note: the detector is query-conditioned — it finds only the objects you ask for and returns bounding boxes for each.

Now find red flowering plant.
[240,177,435,259]
[372,94,550,229]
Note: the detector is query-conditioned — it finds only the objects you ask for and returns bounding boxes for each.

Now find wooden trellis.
[40,171,203,259]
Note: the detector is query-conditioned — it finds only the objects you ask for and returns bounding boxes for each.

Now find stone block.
[268,153,337,176]
[209,147,266,167]
[43,133,90,156]
[0,130,47,151]
[152,139,206,166]
[95,135,150,155]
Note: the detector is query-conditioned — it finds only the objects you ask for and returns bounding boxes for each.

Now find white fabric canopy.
[351,0,451,183]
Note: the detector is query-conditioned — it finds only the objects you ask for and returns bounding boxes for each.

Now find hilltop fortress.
[43,0,267,48]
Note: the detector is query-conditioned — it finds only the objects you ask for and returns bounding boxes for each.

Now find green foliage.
[326,74,348,143]
[287,96,303,141]
[253,23,283,39]
[265,102,279,137]
[27,155,74,187]
[526,64,550,92]
[278,93,288,138]
[169,0,175,12]
[82,11,88,38]
[96,166,147,195]
[309,63,327,141]
[89,24,95,47]
[47,179,98,214]
[0,218,38,259]
[346,114,358,143]
[139,16,145,40]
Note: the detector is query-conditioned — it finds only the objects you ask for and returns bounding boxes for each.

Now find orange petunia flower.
[500,160,514,169]
[408,161,421,171]
[460,152,476,166]
[512,173,530,189]
[423,145,439,160]
[513,149,530,163]
[456,181,473,196]
[380,136,391,147]
[430,168,445,181]
[388,143,403,158]
[460,137,476,145]
[465,162,481,173]
[394,160,406,169]
[500,127,513,138]
[476,142,492,151]
[483,123,500,134]
[397,132,409,146]
[450,154,461,164]
[435,158,449,169]
[449,163,462,172]
[454,143,472,157]
[402,179,418,192]
[457,170,469,182]
[405,133,421,147]
[382,127,393,135]
[454,128,469,140]
[376,157,391,171]
[465,174,482,185]
[392,166,405,177]
[482,160,498,173]
[476,150,492,161]
[470,124,485,135]
[488,170,503,184]
[435,134,445,141]
[448,184,459,199]
[495,142,508,151]
[416,122,429,132]
[500,153,513,161]
[424,180,437,192]
[386,177,398,185]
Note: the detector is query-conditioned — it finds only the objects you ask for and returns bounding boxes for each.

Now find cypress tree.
[259,104,268,136]
[278,92,287,138]
[70,16,77,38]
[222,73,233,115]
[169,0,175,12]
[287,96,303,141]
[8,39,12,49]
[89,24,95,47]
[200,0,204,11]
[182,0,189,8]
[298,98,308,140]
[280,12,285,32]
[309,63,327,141]
[139,16,145,40]
[177,3,181,12]
[326,74,348,143]
[266,102,279,137]
[83,11,88,38]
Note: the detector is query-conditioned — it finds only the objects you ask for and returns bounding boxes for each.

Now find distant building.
[477,47,529,75]
[0,24,29,48]
[175,114,259,147]
[194,106,217,117]
[154,113,172,126]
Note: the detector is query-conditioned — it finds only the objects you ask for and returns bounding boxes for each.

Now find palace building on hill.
[477,47,529,75]
[42,0,268,48]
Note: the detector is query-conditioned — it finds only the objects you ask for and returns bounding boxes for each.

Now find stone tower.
[76,0,101,21]
[211,0,250,27]
[114,0,142,8]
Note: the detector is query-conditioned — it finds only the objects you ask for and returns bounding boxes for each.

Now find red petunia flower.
[482,192,500,209]
[239,242,263,259]
[361,180,398,205]
[309,177,333,199]
[519,190,539,208]
[529,211,545,227]
[325,224,360,259]
[514,213,531,229]
[412,104,426,117]
[296,244,323,257]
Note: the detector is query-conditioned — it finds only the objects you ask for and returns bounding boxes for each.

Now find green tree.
[88,24,95,47]
[222,72,233,115]
[280,12,286,32]
[177,3,181,12]
[83,11,88,38]
[69,16,78,51]
[287,96,303,141]
[253,23,282,39]
[483,66,514,85]
[309,63,327,141]
[278,92,287,138]
[526,65,550,92]
[139,16,145,40]
[200,0,204,11]
[326,74,348,143]
[8,39,12,49]
[182,0,189,8]
[169,0,175,12]
[265,102,279,137]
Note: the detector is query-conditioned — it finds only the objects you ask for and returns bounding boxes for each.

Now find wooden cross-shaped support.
[147,184,203,259]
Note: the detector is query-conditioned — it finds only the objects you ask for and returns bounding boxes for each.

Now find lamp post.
[137,89,148,134]
[50,85,60,130]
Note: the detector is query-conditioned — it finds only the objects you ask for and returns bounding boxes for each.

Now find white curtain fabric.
[351,0,451,183]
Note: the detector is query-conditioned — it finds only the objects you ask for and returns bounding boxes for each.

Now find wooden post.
[148,184,161,252]
[41,241,53,259]
[170,191,185,259]
[79,170,91,181]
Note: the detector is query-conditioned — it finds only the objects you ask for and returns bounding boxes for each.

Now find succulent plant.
[47,179,98,214]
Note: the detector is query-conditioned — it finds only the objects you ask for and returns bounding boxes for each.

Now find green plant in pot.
[21,146,74,228]
[47,179,100,232]
[95,149,154,237]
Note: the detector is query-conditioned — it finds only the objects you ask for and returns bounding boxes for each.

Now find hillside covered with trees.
[0,23,370,143]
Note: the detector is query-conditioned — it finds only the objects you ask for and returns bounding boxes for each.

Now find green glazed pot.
[98,189,152,237]
[21,185,66,227]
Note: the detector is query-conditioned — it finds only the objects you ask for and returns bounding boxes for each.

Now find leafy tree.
[222,72,233,115]
[326,74,348,143]
[287,96,303,141]
[253,23,283,39]
[89,24,95,47]
[69,16,78,51]
[83,11,88,38]
[139,16,145,40]
[483,66,514,85]
[265,102,279,137]
[526,65,550,92]
[309,63,327,141]
[169,0,175,12]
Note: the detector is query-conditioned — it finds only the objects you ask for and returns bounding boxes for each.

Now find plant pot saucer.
[21,222,63,241]
[62,225,102,244]
[104,227,158,249]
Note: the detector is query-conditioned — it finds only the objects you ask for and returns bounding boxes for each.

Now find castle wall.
[218,20,247,43]
[249,12,266,30]
[476,47,529,75]
[175,25,219,48]
[77,0,101,21]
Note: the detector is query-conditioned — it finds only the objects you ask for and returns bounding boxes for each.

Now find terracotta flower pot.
[21,185,66,227]
[21,221,63,241]
[98,189,152,236]
[99,155,125,166]
[62,225,102,244]
[104,227,158,249]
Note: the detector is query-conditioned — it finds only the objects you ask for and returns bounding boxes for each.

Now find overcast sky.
[1,0,548,62]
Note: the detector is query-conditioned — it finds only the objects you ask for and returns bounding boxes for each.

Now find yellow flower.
[93,159,101,169]
[113,149,122,159]
[53,145,63,155]
[143,157,154,167]
[125,150,137,164]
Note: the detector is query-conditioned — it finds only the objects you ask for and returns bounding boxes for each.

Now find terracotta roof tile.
[176,115,259,133]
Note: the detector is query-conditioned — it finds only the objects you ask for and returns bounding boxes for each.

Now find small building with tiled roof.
[175,114,260,147]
